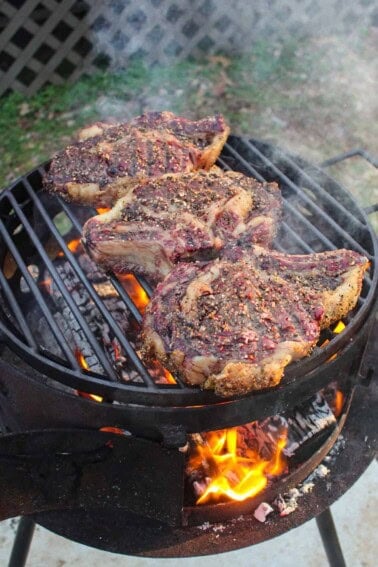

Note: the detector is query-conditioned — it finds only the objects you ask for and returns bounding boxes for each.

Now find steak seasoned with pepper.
[43,112,230,207]
[142,247,368,397]
[81,171,281,282]
[244,245,370,329]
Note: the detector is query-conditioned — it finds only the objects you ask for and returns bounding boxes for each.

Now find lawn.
[0,31,376,223]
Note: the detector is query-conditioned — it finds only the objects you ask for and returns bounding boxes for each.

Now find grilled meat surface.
[43,111,230,207]
[82,171,281,282]
[142,247,368,397]
[244,245,370,329]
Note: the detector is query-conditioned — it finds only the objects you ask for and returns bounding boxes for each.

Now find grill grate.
[0,138,377,411]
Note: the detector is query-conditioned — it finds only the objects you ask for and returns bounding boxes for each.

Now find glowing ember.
[39,278,52,293]
[67,238,82,253]
[78,391,103,403]
[147,358,176,384]
[333,321,346,334]
[96,207,111,214]
[75,347,89,369]
[190,426,288,505]
[118,273,149,313]
[100,426,124,434]
[57,238,82,257]
[333,390,344,418]
[75,348,103,402]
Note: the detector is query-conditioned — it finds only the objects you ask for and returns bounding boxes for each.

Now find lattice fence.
[1,0,377,97]
[0,0,104,96]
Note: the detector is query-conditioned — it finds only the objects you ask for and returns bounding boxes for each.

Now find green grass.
[0,37,316,185]
[0,32,376,200]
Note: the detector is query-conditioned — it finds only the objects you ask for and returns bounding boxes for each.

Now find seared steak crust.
[44,112,230,207]
[244,245,370,328]
[82,171,281,281]
[142,247,368,397]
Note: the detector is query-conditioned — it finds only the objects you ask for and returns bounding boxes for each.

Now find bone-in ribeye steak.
[142,247,368,397]
[43,111,230,207]
[81,171,281,282]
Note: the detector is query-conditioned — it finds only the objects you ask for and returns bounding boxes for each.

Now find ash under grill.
[0,137,377,434]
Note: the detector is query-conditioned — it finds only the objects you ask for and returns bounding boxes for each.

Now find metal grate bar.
[277,152,367,231]
[0,269,38,348]
[222,141,337,251]
[243,139,372,257]
[219,149,316,255]
[21,179,158,388]
[320,148,378,169]
[55,193,153,323]
[0,217,78,368]
[283,198,337,250]
[107,276,144,325]
[278,222,316,254]
[222,143,266,182]
[7,197,122,382]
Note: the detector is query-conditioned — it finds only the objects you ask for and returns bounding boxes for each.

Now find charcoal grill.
[0,137,377,564]
[0,137,377,435]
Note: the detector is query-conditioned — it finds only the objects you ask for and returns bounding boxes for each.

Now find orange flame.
[333,321,346,334]
[75,347,103,402]
[333,390,344,418]
[96,207,111,215]
[75,347,89,369]
[67,238,82,253]
[191,426,288,505]
[147,358,176,384]
[100,426,124,434]
[118,273,149,313]
[57,238,82,257]
[78,391,104,403]
[39,278,52,293]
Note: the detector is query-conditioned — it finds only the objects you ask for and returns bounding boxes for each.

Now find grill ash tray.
[0,137,377,433]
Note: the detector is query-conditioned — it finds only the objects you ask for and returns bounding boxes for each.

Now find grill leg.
[8,516,36,567]
[316,508,346,567]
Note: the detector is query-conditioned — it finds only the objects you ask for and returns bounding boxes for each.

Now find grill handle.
[320,148,378,169]
[363,203,378,216]
[357,313,378,387]
[320,148,378,217]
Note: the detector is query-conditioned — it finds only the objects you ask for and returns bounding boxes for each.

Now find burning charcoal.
[283,392,336,457]
[186,424,288,505]
[193,479,210,498]
[253,502,274,523]
[185,389,342,506]
[35,250,137,380]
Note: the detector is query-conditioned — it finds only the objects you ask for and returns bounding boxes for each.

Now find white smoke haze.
[87,1,377,163]
[87,5,378,231]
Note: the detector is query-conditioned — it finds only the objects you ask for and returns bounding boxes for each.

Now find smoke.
[85,1,377,215]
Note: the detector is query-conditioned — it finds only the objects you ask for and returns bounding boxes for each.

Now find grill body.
[0,138,377,556]
[0,137,376,434]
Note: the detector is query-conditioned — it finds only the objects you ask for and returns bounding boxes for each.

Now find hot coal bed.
[0,137,377,563]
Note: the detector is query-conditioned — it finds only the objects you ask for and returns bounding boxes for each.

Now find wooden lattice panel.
[0,0,104,96]
[1,0,376,97]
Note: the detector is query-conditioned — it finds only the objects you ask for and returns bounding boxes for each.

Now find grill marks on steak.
[81,171,281,282]
[43,112,230,207]
[142,248,369,397]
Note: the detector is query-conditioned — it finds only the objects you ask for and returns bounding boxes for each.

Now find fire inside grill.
[0,137,376,561]
[185,384,344,506]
